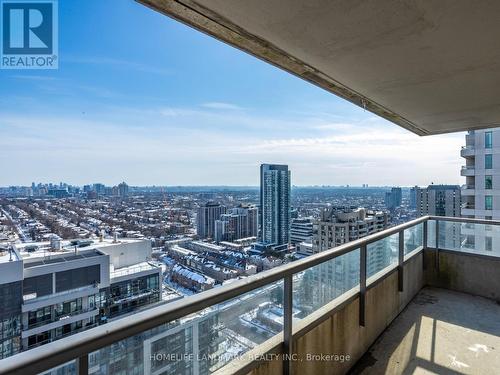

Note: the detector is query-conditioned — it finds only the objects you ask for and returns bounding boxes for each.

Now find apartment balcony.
[465,132,475,147]
[460,145,475,158]
[21,308,99,339]
[460,166,475,176]
[3,216,500,375]
[461,184,475,195]
[461,202,475,210]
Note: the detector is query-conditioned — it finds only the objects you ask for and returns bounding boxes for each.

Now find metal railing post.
[423,220,428,270]
[77,354,88,375]
[359,244,367,327]
[283,274,293,375]
[435,220,440,271]
[398,230,404,292]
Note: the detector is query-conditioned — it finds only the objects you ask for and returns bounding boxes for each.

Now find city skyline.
[0,1,465,187]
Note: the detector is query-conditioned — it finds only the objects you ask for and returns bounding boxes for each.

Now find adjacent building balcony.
[460,145,475,158]
[3,216,500,375]
[465,132,475,147]
[461,184,475,195]
[461,202,476,217]
[460,166,475,176]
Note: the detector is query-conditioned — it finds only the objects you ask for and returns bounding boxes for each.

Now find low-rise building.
[0,238,161,358]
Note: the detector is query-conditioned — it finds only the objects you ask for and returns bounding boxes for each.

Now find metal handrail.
[3,215,498,375]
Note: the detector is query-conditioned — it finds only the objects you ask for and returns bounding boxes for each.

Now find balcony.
[21,308,99,339]
[3,216,500,375]
[461,166,475,176]
[461,202,475,210]
[461,184,475,195]
[460,145,475,158]
[465,132,475,147]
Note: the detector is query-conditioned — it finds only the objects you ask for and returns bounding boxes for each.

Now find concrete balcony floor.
[351,287,500,375]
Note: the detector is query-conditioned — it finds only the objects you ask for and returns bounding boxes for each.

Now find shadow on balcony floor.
[350,287,500,375]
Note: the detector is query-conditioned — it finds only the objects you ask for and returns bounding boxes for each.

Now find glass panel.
[40,360,76,375]
[485,154,493,169]
[367,233,398,278]
[485,195,493,210]
[485,131,492,148]
[404,223,423,255]
[293,249,359,320]
[485,175,493,189]
[80,281,284,375]
[438,220,500,256]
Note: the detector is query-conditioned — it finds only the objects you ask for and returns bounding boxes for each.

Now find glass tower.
[259,164,291,248]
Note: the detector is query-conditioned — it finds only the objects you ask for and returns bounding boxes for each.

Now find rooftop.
[110,261,160,279]
[12,238,141,263]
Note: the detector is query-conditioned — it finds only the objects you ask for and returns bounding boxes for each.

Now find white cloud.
[201,102,243,110]
[64,55,172,77]
[0,107,465,186]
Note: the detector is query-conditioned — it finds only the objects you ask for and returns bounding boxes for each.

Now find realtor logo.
[1,0,58,69]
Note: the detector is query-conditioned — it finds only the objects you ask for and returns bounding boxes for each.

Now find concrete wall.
[424,249,500,301]
[0,257,23,284]
[98,240,151,269]
[246,252,424,375]
[23,252,110,289]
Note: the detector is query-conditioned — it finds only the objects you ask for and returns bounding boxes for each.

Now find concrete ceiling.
[139,0,500,136]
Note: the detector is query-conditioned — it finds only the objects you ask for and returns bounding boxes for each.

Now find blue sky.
[0,0,465,186]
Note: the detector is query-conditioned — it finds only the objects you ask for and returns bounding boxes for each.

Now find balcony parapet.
[461,166,475,176]
[3,215,500,375]
[460,145,475,157]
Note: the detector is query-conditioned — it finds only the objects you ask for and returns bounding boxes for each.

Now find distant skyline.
[0,1,465,187]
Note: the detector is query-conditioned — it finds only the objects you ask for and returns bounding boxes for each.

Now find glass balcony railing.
[428,219,500,257]
[461,184,475,190]
[25,307,98,331]
[3,216,500,375]
[461,203,475,209]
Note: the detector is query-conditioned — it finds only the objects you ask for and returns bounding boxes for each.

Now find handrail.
[3,215,499,375]
[428,215,500,226]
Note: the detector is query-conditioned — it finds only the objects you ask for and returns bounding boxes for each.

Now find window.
[485,175,493,189]
[485,236,492,252]
[55,265,100,292]
[485,131,492,148]
[485,154,493,169]
[485,195,493,210]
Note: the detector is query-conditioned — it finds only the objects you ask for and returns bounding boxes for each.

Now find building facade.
[196,202,226,239]
[117,182,129,197]
[214,204,258,243]
[313,207,388,252]
[415,185,461,217]
[307,207,390,309]
[258,164,291,251]
[385,187,402,210]
[460,128,500,253]
[461,129,500,219]
[0,238,161,359]
[290,217,313,245]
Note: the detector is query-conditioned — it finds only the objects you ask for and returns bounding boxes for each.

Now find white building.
[461,129,500,219]
[0,238,161,358]
[290,217,313,245]
[313,207,388,252]
[307,207,390,309]
[460,128,500,253]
